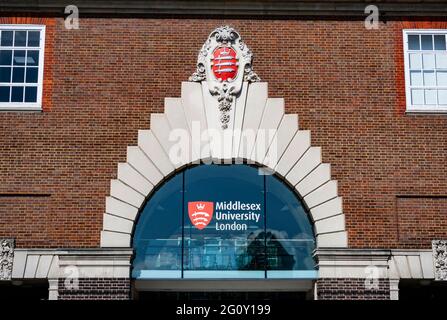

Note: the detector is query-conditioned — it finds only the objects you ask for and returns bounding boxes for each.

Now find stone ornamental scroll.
[432,240,447,281]
[189,26,260,129]
[0,238,14,280]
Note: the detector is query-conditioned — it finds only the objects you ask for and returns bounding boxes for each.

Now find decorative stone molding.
[190,26,260,129]
[100,81,347,249]
[315,248,437,294]
[12,249,59,279]
[11,249,133,280]
[433,240,447,281]
[388,249,434,280]
[57,249,133,278]
[101,27,347,250]
[0,238,14,280]
[314,249,391,279]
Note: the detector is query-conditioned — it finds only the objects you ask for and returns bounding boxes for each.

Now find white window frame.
[0,24,46,111]
[403,29,447,113]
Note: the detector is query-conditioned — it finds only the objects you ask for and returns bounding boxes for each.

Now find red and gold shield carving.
[211,46,238,82]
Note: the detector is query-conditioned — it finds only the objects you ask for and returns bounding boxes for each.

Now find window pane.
[408,35,420,50]
[0,28,43,105]
[266,175,315,271]
[0,86,9,102]
[436,53,447,69]
[422,54,435,69]
[14,31,26,46]
[13,50,26,65]
[27,31,40,47]
[423,71,436,86]
[421,35,433,50]
[409,53,422,69]
[26,50,39,66]
[132,173,183,277]
[439,90,447,105]
[183,165,265,272]
[411,89,424,105]
[410,71,422,86]
[0,50,12,65]
[434,35,447,50]
[25,67,38,83]
[11,86,23,102]
[25,86,37,102]
[425,89,437,104]
[12,67,24,83]
[1,31,13,47]
[437,71,447,86]
[0,67,11,82]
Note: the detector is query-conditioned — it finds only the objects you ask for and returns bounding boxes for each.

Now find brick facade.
[397,197,447,245]
[0,13,446,300]
[316,278,391,300]
[57,278,130,300]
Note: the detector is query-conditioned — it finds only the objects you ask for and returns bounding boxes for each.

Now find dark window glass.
[132,173,183,278]
[183,165,265,272]
[266,175,315,270]
[13,50,26,65]
[27,31,40,47]
[12,67,24,83]
[27,51,39,66]
[421,35,433,50]
[11,86,23,102]
[132,165,316,279]
[25,68,38,83]
[14,31,26,46]
[0,86,10,102]
[0,67,11,82]
[408,35,420,50]
[1,31,13,47]
[0,50,12,65]
[24,86,37,102]
[434,35,447,51]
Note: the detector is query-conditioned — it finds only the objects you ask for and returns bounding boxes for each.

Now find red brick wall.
[397,197,447,245]
[57,278,130,300]
[0,17,446,249]
[317,278,390,300]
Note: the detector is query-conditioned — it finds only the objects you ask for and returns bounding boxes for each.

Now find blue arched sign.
[132,164,317,279]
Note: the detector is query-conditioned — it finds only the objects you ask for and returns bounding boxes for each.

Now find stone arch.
[100,81,347,249]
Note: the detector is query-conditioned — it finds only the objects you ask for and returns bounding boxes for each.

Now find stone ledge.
[314,248,392,279]
[11,248,133,280]
[0,1,446,17]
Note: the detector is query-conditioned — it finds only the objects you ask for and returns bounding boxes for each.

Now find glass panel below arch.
[132,165,317,279]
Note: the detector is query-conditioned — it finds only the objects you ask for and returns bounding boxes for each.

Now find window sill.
[0,105,42,112]
[406,108,447,115]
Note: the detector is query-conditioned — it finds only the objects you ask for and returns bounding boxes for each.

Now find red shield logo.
[211,46,238,82]
[188,201,214,230]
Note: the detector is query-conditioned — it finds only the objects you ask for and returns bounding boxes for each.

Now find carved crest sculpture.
[433,240,447,281]
[189,26,260,129]
[0,238,14,281]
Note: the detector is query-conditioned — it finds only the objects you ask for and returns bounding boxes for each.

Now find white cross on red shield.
[188,201,214,230]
